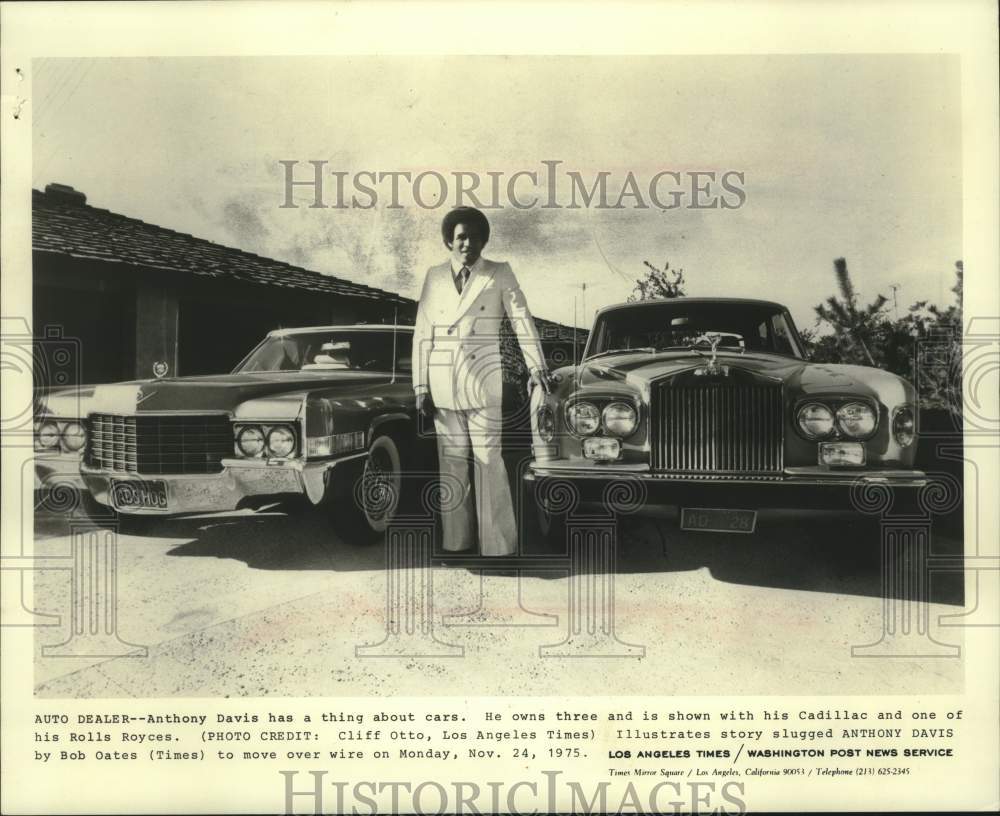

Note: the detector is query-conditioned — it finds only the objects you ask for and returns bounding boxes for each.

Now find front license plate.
[681,507,757,534]
[111,479,168,511]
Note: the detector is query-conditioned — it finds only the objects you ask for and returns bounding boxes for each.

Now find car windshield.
[234,330,413,373]
[586,301,804,359]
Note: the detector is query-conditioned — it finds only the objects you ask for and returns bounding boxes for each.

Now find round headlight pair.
[796,401,876,440]
[34,420,85,452]
[236,425,296,458]
[566,401,637,437]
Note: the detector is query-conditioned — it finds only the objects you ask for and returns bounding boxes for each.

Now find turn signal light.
[583,437,622,461]
[819,441,865,467]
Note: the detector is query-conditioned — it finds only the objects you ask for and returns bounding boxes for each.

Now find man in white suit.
[412,207,550,556]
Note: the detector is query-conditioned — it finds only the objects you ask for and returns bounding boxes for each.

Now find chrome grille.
[651,382,783,476]
[87,414,232,475]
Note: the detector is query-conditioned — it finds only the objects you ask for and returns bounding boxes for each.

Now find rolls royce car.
[525,298,925,537]
[33,325,424,537]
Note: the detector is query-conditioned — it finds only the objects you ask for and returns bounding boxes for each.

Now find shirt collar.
[451,256,484,277]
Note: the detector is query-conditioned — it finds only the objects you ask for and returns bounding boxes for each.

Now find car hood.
[571,351,909,398]
[40,371,399,417]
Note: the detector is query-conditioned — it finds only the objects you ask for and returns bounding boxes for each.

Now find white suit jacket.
[412,258,545,410]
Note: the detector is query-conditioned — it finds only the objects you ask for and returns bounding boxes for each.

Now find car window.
[771,315,795,355]
[236,330,413,373]
[589,303,803,359]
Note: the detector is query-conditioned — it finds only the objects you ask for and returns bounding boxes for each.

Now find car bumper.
[34,451,87,491]
[524,462,927,511]
[80,455,363,515]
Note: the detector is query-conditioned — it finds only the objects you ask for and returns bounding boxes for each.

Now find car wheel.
[331,432,404,542]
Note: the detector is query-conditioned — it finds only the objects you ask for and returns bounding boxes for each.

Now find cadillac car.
[33,324,425,537]
[525,298,924,538]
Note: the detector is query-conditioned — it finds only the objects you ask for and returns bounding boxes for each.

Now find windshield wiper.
[585,347,656,361]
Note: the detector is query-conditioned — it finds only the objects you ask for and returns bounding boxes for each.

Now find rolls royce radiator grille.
[87,414,232,475]
[651,382,783,477]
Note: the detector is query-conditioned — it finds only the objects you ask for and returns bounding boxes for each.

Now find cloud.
[220,197,271,253]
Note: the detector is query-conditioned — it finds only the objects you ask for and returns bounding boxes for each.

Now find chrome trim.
[648,471,784,482]
[525,464,927,488]
[651,380,783,476]
[88,409,233,417]
[87,413,234,475]
[218,451,367,469]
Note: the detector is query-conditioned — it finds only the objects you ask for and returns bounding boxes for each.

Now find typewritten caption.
[32,704,960,774]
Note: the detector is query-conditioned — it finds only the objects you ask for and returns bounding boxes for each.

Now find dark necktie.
[455,265,470,295]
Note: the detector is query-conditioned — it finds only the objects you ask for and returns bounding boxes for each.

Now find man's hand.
[416,392,435,419]
[528,368,554,396]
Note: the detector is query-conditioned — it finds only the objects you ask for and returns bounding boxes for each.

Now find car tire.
[330,432,405,543]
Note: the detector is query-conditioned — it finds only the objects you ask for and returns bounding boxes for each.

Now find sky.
[31,55,962,330]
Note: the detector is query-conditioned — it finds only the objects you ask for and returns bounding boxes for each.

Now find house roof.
[32,184,410,304]
[32,183,587,337]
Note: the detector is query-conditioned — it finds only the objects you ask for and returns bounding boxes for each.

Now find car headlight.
[602,402,637,437]
[35,420,60,449]
[836,402,876,438]
[566,401,601,436]
[536,405,555,443]
[796,403,834,439]
[892,405,915,447]
[236,425,265,457]
[60,421,86,452]
[266,425,296,457]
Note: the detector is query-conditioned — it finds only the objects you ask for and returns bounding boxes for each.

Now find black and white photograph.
[2,2,998,814]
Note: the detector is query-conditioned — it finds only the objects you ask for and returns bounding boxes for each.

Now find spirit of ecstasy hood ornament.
[694,333,728,377]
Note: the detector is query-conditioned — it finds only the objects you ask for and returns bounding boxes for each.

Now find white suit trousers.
[433,406,516,556]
